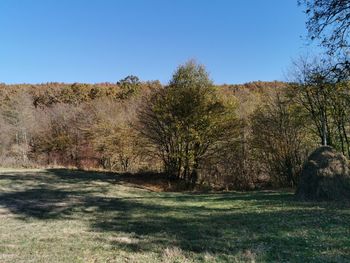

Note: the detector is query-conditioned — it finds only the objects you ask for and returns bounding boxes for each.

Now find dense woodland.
[1,58,349,190]
[0,74,283,189]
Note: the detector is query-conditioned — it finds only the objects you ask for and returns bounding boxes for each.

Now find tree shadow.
[0,187,84,219]
[0,168,349,261]
[89,196,350,261]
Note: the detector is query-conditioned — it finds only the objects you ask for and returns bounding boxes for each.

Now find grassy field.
[0,169,349,262]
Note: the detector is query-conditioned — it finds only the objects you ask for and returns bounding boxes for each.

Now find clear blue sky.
[0,0,312,84]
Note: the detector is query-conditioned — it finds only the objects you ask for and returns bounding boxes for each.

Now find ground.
[0,169,349,263]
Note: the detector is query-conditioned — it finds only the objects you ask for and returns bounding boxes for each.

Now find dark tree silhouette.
[299,0,350,54]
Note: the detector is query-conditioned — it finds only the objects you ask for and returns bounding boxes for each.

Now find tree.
[251,92,313,187]
[138,61,237,186]
[205,87,262,190]
[89,99,141,172]
[289,57,336,146]
[32,103,86,167]
[300,0,350,54]
[0,90,36,165]
[117,75,141,100]
[299,0,350,79]
[289,56,350,157]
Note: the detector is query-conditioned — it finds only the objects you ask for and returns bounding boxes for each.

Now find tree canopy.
[138,61,237,185]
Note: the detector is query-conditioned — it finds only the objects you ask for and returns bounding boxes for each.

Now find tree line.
[1,57,350,190]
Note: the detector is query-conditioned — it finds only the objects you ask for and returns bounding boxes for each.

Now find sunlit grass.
[0,169,349,262]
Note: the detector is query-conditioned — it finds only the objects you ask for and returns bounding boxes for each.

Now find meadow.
[0,169,349,263]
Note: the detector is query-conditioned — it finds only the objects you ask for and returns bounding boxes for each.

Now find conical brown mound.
[296,146,350,201]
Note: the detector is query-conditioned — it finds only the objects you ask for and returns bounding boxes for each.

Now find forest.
[0,73,304,189]
[0,56,349,192]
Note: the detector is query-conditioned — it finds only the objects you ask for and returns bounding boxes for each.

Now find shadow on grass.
[0,168,349,261]
[90,198,350,260]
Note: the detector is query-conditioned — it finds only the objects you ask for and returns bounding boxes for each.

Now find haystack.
[296,146,350,201]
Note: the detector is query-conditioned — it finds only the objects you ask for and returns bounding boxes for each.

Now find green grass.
[0,169,349,262]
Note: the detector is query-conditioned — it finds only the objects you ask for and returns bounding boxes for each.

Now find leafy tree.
[89,99,140,172]
[117,75,141,99]
[290,58,334,146]
[202,87,263,190]
[0,91,35,165]
[32,104,86,166]
[138,61,237,185]
[289,56,350,157]
[251,92,313,187]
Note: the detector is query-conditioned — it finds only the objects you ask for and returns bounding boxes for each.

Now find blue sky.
[0,0,313,84]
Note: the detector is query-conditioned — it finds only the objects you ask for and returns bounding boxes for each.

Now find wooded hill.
[0,64,323,191]
[0,78,290,189]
